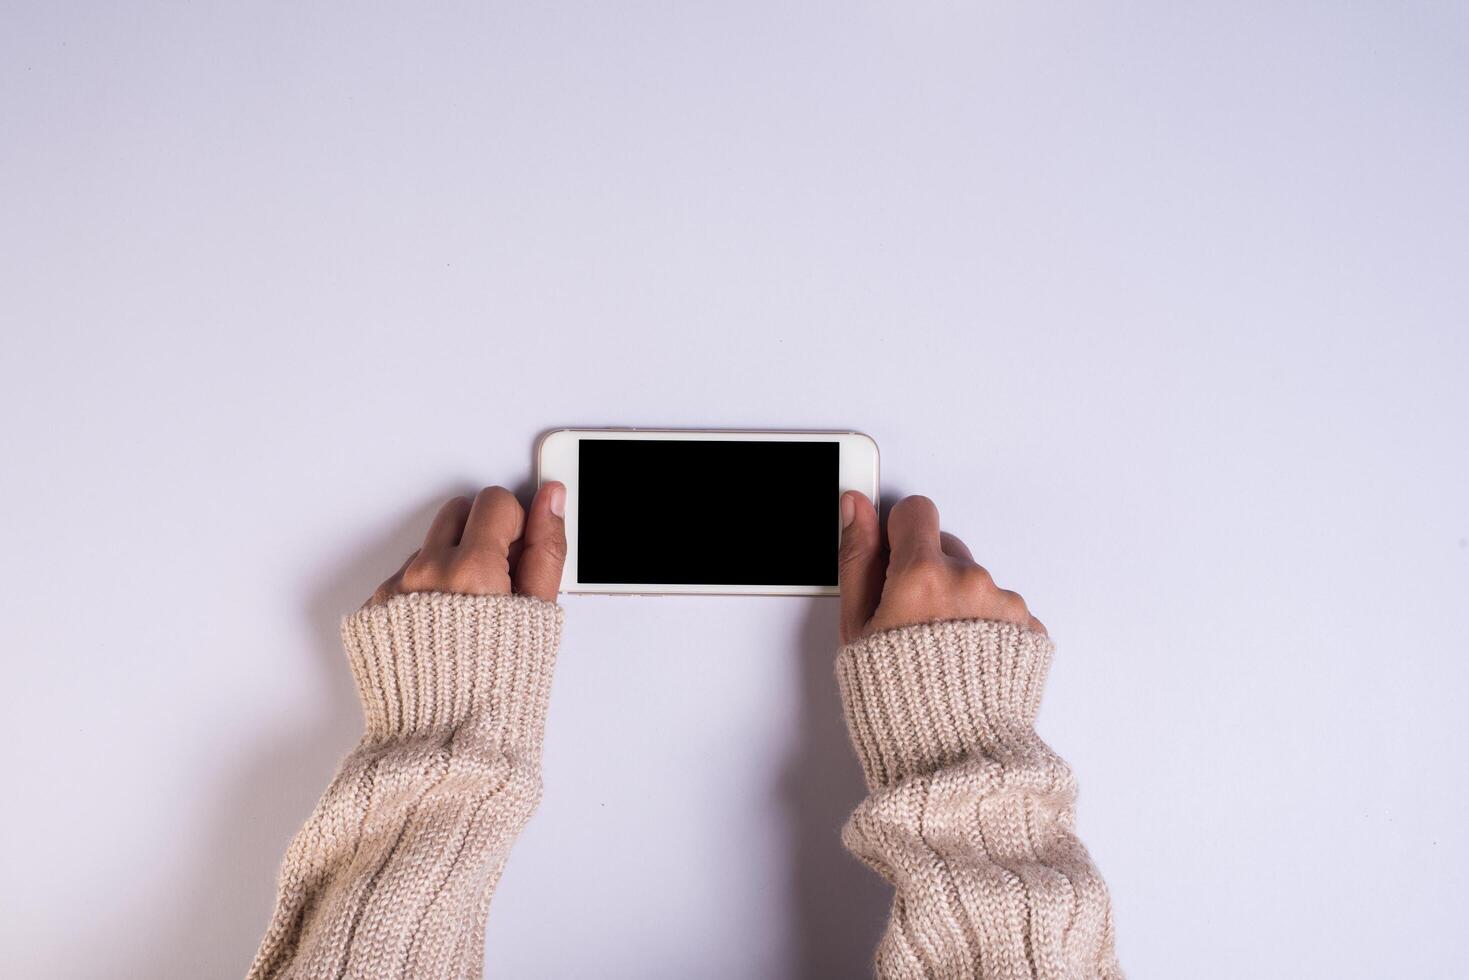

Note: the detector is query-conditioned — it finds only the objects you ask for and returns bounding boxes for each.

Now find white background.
[3,4,1466,978]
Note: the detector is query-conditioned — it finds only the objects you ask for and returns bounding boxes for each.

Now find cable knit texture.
[837,619,1123,980]
[247,598,1121,979]
[247,591,563,980]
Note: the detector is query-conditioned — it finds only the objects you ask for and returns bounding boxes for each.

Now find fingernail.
[840,491,855,529]
[549,484,566,518]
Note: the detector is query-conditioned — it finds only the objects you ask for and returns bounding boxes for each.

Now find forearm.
[837,619,1121,980]
[248,592,562,980]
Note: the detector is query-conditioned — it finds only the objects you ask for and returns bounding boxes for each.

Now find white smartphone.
[536,428,880,596]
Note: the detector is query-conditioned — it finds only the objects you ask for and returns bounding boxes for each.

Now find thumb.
[837,490,884,644]
[513,481,567,602]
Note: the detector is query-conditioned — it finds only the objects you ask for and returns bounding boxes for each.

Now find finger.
[939,531,973,562]
[1027,615,1048,637]
[366,549,420,607]
[424,497,472,553]
[838,490,885,644]
[460,486,526,555]
[887,495,943,564]
[514,481,567,602]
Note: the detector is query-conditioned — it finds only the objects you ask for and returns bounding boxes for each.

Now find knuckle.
[411,552,444,574]
[893,557,950,596]
[399,565,435,592]
[402,553,450,590]
[432,497,469,523]
[837,525,877,571]
[837,537,868,568]
[959,563,995,591]
[456,548,508,574]
[448,559,506,594]
[432,497,473,529]
[531,534,567,564]
[479,485,524,514]
[997,588,1029,617]
[892,494,934,517]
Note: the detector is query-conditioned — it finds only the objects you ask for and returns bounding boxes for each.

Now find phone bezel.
[535,427,880,596]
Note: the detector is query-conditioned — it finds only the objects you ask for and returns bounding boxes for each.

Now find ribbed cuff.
[836,619,1054,790]
[341,592,564,748]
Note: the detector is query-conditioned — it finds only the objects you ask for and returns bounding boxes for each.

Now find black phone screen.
[577,439,840,586]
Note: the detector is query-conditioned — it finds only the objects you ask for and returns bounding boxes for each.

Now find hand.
[837,491,1045,645]
[366,483,567,607]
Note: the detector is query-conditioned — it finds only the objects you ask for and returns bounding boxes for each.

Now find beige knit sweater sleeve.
[836,619,1123,980]
[247,591,562,980]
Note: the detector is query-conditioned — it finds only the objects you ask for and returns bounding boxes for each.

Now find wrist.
[836,618,1053,790]
[341,591,564,749]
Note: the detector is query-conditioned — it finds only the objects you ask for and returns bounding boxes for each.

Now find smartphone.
[536,428,880,596]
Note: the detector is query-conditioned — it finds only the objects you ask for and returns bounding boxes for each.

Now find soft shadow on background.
[120,497,448,979]
[781,599,891,979]
[119,482,891,979]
